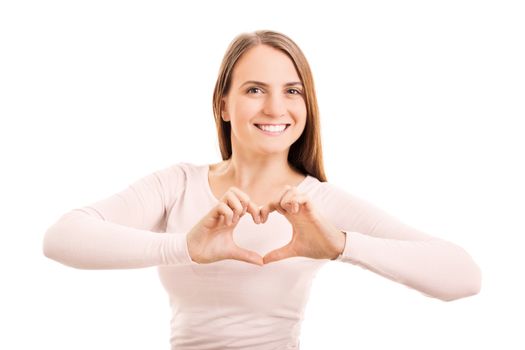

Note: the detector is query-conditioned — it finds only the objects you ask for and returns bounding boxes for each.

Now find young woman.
[43,30,482,349]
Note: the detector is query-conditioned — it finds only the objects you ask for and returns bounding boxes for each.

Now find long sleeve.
[43,164,197,269]
[318,182,482,302]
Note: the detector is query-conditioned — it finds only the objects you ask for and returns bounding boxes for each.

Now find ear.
[221,97,230,122]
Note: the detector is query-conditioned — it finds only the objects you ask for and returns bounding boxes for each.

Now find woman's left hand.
[259,185,347,264]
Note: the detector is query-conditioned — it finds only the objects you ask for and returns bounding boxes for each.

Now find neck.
[218,154,297,190]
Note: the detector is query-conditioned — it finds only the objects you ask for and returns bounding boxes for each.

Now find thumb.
[230,246,264,266]
[263,244,295,264]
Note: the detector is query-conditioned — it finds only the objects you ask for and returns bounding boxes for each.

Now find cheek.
[293,101,307,123]
[234,100,261,120]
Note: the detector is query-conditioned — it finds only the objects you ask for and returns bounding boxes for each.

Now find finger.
[279,185,298,213]
[215,202,234,226]
[259,204,269,223]
[259,185,296,222]
[259,202,282,223]
[263,244,295,264]
[217,214,228,227]
[228,187,251,215]
[285,194,310,214]
[282,201,295,214]
[294,194,315,213]
[246,200,261,224]
[223,191,245,224]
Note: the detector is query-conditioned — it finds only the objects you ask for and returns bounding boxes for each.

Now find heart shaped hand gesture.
[259,185,346,264]
[186,185,346,266]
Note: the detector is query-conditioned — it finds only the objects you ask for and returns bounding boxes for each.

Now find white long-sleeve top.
[43,161,482,350]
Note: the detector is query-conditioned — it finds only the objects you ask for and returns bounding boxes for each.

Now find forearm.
[336,231,482,301]
[43,209,195,269]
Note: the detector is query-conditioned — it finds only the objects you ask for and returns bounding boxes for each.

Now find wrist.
[331,230,346,260]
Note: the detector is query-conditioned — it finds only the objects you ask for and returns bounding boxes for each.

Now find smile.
[254,123,290,136]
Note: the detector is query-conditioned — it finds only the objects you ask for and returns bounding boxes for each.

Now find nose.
[262,93,286,118]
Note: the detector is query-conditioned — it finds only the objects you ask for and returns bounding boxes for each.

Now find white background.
[1,0,523,349]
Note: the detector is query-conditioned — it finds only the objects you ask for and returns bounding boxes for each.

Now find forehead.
[231,45,301,84]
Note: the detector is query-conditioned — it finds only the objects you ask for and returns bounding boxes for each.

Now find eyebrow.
[240,80,303,88]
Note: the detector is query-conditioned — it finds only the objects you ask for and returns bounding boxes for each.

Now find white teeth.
[256,124,287,132]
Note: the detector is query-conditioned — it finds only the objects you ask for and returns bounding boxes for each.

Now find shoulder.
[302,176,347,199]
[143,161,207,202]
[304,178,373,211]
[154,161,206,180]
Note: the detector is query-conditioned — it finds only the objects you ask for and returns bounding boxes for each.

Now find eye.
[288,88,302,95]
[247,87,262,94]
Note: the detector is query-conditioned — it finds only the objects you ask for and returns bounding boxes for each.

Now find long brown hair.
[212,30,327,182]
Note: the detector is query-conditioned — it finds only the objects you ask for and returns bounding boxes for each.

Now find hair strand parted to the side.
[212,30,327,182]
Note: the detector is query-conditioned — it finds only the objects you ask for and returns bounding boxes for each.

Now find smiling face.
[221,44,307,159]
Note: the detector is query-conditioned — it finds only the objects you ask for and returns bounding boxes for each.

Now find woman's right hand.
[186,187,265,266]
